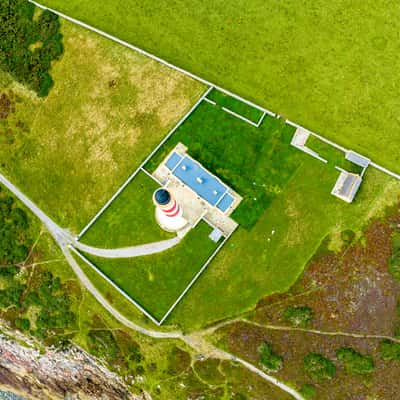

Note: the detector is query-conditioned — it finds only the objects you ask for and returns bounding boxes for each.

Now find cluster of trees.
[303,347,375,385]
[336,347,374,375]
[303,353,336,382]
[0,187,31,264]
[0,0,63,97]
[258,342,283,372]
[380,340,400,362]
[25,270,76,337]
[0,263,77,341]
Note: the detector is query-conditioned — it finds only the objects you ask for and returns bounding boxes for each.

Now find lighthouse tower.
[153,188,187,232]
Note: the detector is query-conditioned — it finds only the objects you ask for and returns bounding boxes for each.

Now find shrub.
[283,306,314,327]
[0,188,32,264]
[15,317,30,331]
[299,384,316,400]
[380,340,400,362]
[303,353,336,382]
[258,342,283,372]
[336,347,374,375]
[0,0,63,97]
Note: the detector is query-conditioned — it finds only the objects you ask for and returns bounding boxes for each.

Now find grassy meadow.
[0,18,205,233]
[38,0,400,173]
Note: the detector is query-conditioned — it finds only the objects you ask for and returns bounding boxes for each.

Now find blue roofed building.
[152,142,242,237]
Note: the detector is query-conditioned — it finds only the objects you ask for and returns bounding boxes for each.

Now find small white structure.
[153,188,187,232]
[345,151,370,177]
[291,127,327,163]
[209,228,223,243]
[331,171,362,203]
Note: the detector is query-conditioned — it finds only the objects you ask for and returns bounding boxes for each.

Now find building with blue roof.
[152,142,242,238]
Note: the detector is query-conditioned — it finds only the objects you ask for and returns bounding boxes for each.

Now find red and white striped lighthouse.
[153,188,187,232]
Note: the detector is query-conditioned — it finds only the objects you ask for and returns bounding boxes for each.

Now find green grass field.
[146,100,303,228]
[80,171,173,248]
[0,18,204,232]
[83,221,220,321]
[39,0,400,173]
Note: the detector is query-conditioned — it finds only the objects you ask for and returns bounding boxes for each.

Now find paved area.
[73,236,181,258]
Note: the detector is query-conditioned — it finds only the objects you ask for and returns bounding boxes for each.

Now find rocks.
[0,322,149,400]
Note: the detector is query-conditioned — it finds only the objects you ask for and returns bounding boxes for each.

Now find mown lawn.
[146,100,302,228]
[83,221,220,321]
[80,171,173,248]
[39,0,400,172]
[0,17,205,233]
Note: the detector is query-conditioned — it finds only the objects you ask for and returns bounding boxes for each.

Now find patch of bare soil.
[0,92,15,119]
[254,206,400,336]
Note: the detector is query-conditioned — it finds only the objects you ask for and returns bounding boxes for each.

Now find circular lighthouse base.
[155,208,187,232]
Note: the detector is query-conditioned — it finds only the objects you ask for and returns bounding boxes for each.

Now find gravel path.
[72,236,181,258]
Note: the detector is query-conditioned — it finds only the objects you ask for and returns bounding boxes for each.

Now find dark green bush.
[380,340,400,362]
[283,306,314,327]
[15,317,30,331]
[336,347,374,375]
[0,0,63,97]
[303,353,336,382]
[299,384,316,399]
[0,187,31,264]
[258,342,283,372]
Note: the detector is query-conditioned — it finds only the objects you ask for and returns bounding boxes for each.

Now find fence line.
[158,226,236,325]
[256,111,267,127]
[28,0,275,117]
[370,162,400,180]
[222,107,259,127]
[76,86,213,240]
[204,97,216,106]
[140,167,162,185]
[70,246,161,325]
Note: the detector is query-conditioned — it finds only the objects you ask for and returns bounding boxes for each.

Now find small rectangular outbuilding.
[331,171,362,203]
[345,151,370,169]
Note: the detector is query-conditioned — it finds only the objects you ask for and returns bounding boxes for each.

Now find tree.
[258,342,283,372]
[336,347,374,375]
[380,340,400,362]
[303,353,336,382]
[300,384,316,400]
[15,317,30,331]
[0,0,63,97]
[283,306,314,327]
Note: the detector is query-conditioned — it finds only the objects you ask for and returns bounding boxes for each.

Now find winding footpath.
[0,171,306,400]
